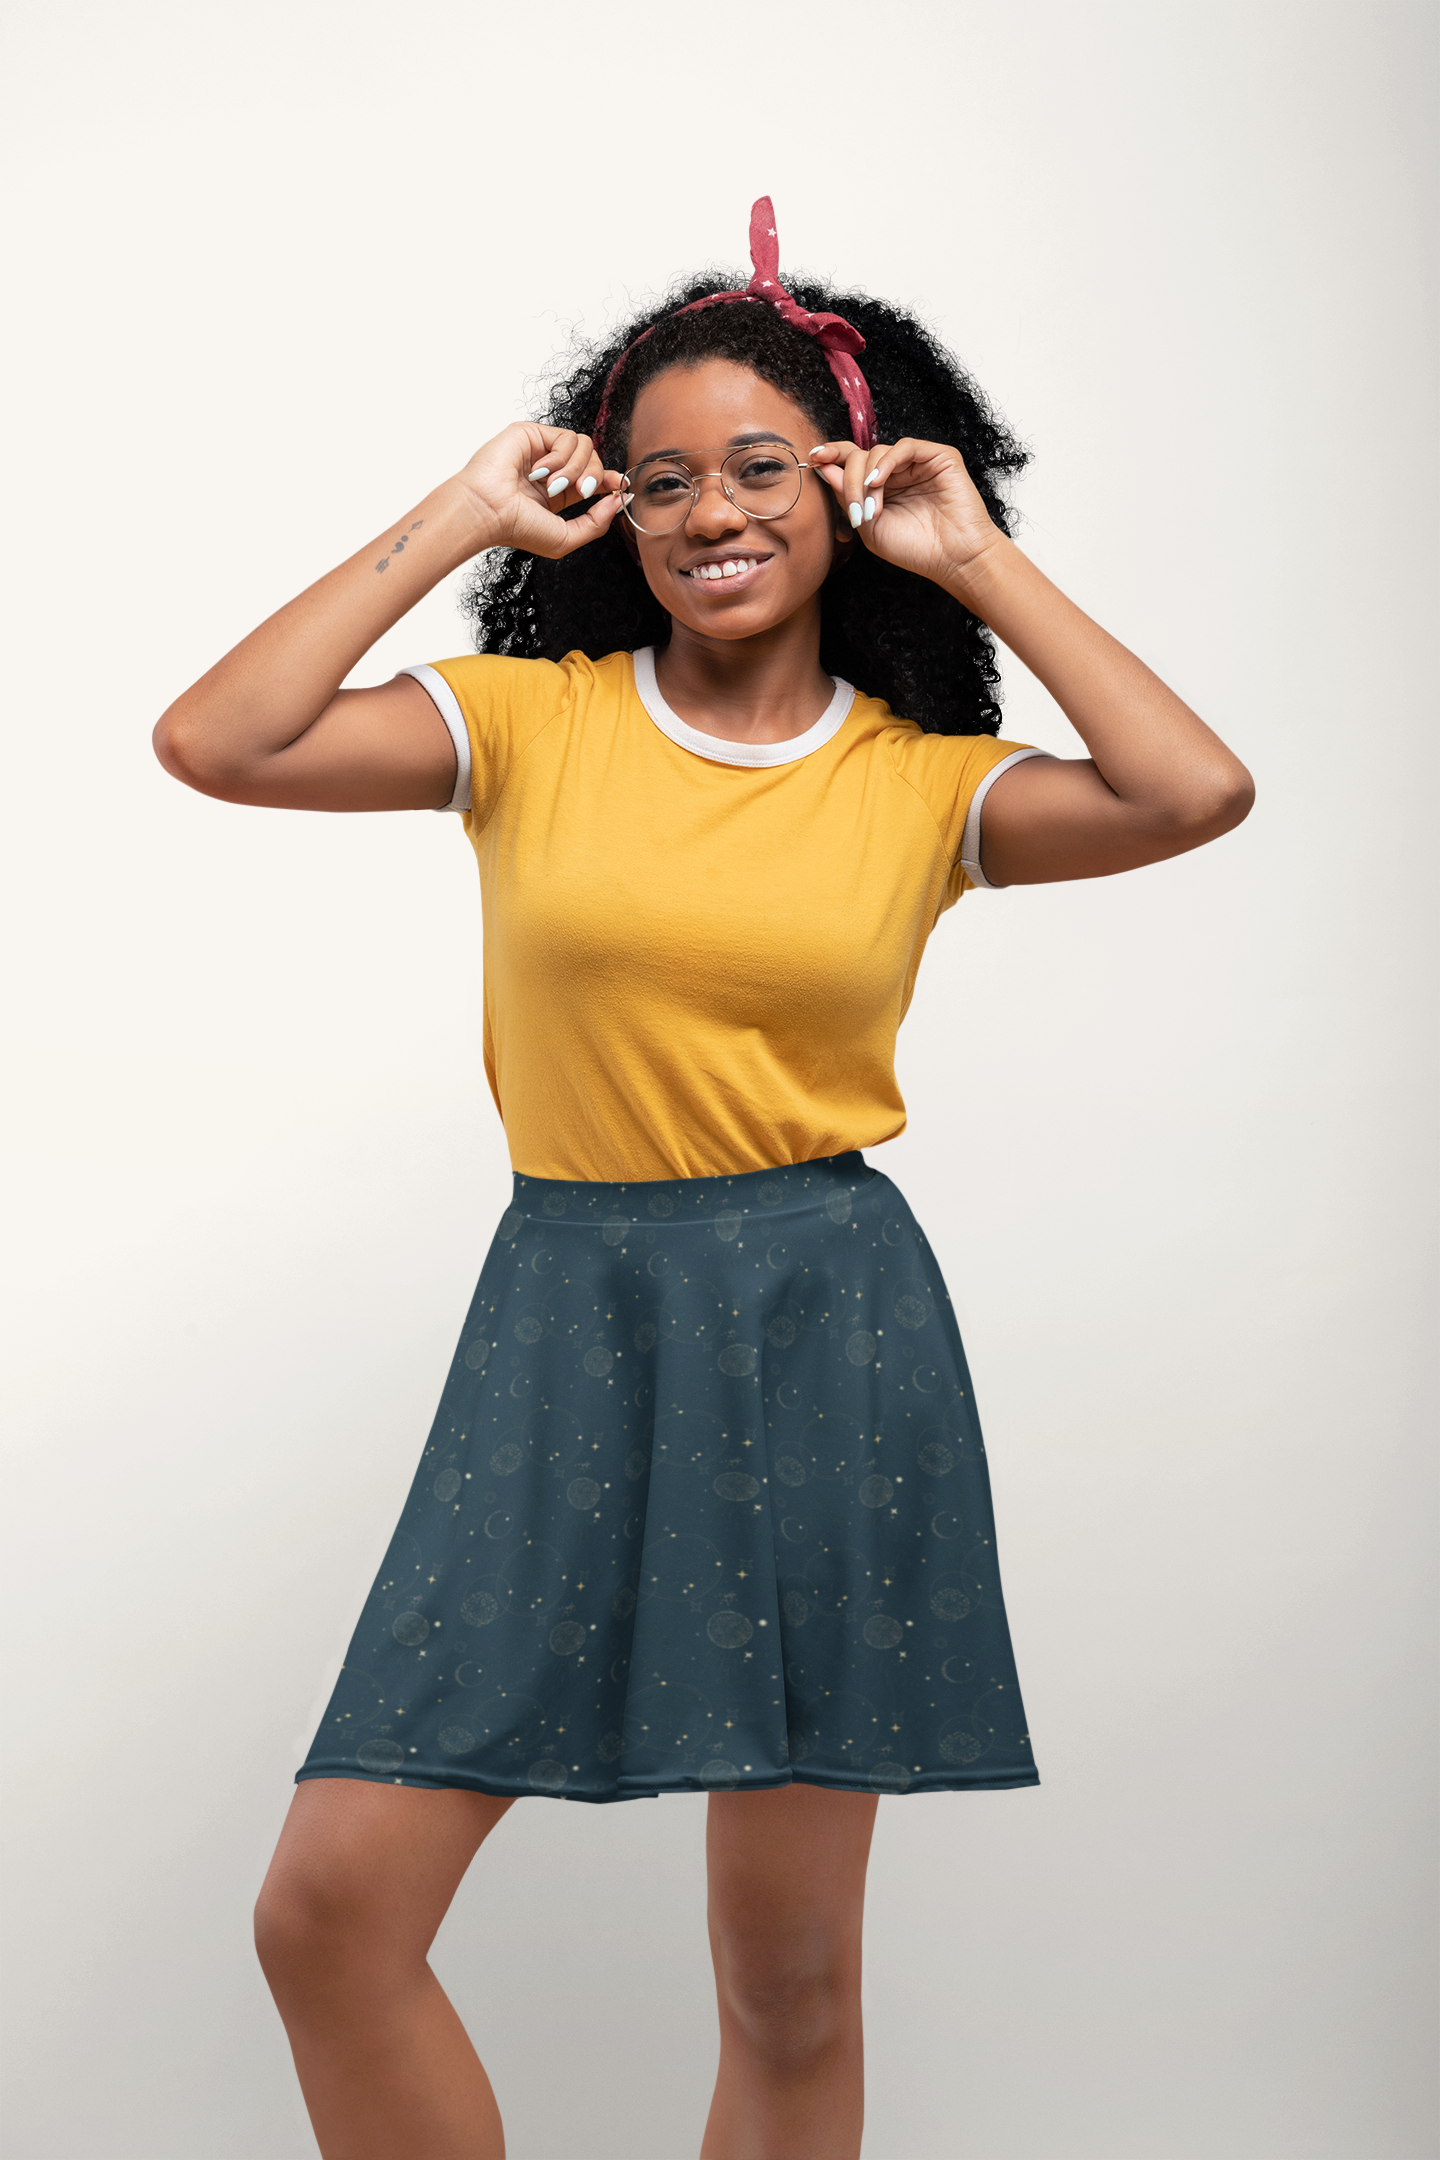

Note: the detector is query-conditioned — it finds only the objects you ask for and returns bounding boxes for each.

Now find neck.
[654,602,834,745]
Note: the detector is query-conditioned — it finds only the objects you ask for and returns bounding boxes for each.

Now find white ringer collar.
[631,647,855,770]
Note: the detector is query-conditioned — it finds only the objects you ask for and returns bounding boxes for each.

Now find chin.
[666,586,800,639]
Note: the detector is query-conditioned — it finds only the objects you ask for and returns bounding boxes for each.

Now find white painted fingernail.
[848,501,863,528]
[865,469,881,486]
[810,445,828,457]
[864,496,875,522]
[546,474,568,497]
[528,465,550,481]
[578,476,597,498]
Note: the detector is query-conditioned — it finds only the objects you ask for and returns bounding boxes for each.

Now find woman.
[155,201,1253,2160]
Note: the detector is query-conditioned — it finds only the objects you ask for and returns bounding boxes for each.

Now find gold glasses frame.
[620,444,813,536]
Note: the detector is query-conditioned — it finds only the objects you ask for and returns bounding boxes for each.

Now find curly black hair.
[461,272,1030,735]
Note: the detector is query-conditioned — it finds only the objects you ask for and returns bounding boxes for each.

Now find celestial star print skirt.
[297,1153,1038,1801]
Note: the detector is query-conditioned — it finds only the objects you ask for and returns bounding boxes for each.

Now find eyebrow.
[630,430,796,468]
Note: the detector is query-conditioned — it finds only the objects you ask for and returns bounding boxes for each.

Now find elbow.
[1206,758,1256,837]
[1170,755,1255,847]
[152,702,200,787]
[153,701,238,797]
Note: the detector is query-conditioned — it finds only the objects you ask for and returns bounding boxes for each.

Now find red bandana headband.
[591,196,876,461]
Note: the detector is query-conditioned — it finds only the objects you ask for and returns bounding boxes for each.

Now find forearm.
[947,536,1252,825]
[154,477,488,785]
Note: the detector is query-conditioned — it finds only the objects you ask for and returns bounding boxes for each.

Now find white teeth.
[690,557,762,580]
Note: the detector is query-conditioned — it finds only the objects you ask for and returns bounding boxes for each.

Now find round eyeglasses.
[621,444,811,535]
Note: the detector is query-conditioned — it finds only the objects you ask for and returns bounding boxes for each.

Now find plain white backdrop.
[3,2,1435,2154]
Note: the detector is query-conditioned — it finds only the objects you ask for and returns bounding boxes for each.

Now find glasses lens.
[625,460,695,533]
[723,445,802,518]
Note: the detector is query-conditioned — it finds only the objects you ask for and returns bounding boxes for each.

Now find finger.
[807,441,862,534]
[541,430,606,506]
[525,428,580,494]
[836,445,877,532]
[521,425,571,483]
[811,444,876,532]
[855,442,895,529]
[555,469,625,522]
[854,439,942,536]
[807,439,858,490]
[868,438,960,491]
[572,438,609,504]
[553,485,626,555]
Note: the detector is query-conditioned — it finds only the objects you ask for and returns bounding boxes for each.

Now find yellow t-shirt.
[412,648,1038,1183]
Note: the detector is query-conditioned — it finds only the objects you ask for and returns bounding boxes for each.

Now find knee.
[253,1862,377,1996]
[714,1934,857,2067]
[253,1873,324,1990]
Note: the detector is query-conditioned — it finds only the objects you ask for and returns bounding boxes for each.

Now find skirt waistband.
[509,1152,875,1228]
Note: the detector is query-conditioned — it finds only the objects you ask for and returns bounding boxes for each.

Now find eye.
[734,454,789,484]
[638,468,692,499]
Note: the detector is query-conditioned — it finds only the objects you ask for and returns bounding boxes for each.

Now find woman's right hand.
[455,423,625,558]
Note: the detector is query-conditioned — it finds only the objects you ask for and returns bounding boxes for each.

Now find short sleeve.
[401,666,471,812]
[400,654,573,829]
[884,727,1047,906]
[956,746,1049,889]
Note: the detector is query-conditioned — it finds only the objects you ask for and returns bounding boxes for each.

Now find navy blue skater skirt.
[297,1153,1038,1801]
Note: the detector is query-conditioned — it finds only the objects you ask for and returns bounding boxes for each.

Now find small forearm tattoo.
[375,519,424,573]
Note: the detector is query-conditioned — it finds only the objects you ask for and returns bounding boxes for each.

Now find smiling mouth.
[681,555,769,587]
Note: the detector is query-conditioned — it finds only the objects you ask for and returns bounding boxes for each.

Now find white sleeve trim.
[959,746,1049,889]
[401,664,472,813]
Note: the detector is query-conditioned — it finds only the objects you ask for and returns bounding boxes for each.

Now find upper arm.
[154,674,460,813]
[978,753,1254,886]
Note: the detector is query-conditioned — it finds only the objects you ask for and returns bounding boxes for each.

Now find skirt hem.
[293,1764,1041,1802]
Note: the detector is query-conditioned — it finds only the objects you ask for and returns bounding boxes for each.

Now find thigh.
[259,1778,514,1963]
[706,1784,878,1952]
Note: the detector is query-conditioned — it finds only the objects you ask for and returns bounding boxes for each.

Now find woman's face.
[622,359,844,642]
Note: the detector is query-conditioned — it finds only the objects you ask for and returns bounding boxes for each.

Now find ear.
[826,519,856,577]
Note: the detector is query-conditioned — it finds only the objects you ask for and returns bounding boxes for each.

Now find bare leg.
[700,1783,878,2160]
[254,1778,514,2160]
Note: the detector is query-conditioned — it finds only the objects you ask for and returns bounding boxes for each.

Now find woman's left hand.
[809,436,1004,588]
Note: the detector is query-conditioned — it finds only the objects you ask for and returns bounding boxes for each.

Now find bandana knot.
[591,197,876,458]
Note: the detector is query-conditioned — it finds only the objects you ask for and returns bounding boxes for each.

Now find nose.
[683,470,749,541]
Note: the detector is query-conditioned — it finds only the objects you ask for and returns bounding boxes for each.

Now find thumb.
[551,486,627,557]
